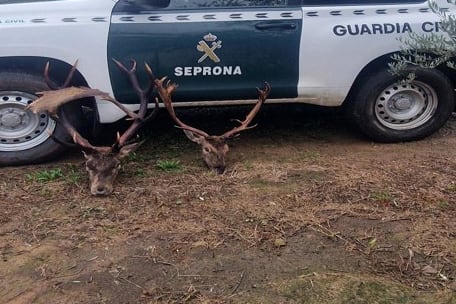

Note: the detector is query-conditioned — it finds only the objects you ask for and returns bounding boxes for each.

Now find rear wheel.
[348,68,455,142]
[0,71,83,166]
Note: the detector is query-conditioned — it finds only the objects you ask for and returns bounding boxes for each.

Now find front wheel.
[347,68,455,142]
[0,71,83,166]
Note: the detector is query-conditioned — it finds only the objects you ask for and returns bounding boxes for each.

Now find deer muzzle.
[88,174,116,196]
[85,154,122,196]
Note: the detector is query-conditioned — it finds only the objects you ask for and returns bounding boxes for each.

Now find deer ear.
[82,150,96,159]
[117,142,139,159]
[183,130,205,144]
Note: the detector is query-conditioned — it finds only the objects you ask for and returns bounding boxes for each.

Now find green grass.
[446,182,456,192]
[25,168,63,183]
[155,159,183,172]
[243,273,456,304]
[80,206,105,219]
[133,168,149,178]
[298,150,322,161]
[370,190,394,203]
[64,164,82,184]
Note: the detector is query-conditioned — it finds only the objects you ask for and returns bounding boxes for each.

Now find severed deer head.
[155,77,271,173]
[26,60,158,196]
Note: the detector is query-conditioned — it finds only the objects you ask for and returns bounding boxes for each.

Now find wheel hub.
[375,81,437,130]
[0,91,56,151]
[391,96,412,111]
[0,109,28,129]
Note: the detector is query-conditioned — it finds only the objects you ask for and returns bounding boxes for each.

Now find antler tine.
[61,59,79,88]
[112,58,136,75]
[156,76,209,138]
[40,60,139,119]
[222,82,270,139]
[55,107,111,154]
[112,59,159,148]
[44,60,79,90]
[112,59,147,115]
[115,97,160,148]
[144,62,157,97]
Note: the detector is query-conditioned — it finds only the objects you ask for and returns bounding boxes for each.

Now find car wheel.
[348,68,455,142]
[0,71,81,166]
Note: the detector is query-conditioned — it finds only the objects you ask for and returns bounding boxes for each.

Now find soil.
[1,105,455,303]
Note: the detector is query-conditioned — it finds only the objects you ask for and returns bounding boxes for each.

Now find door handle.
[255,22,297,30]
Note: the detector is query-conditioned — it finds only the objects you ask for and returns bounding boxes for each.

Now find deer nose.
[93,187,108,196]
[214,166,226,174]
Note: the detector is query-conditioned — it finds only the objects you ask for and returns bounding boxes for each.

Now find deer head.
[26,60,158,195]
[156,78,271,173]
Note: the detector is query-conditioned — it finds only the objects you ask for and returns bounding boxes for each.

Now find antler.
[157,78,270,173]
[26,61,115,153]
[111,59,159,148]
[26,59,159,153]
[157,79,270,139]
[221,82,270,139]
[155,76,210,138]
[25,60,162,196]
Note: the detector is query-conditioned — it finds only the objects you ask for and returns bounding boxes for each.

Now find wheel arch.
[0,56,89,88]
[344,52,456,106]
[0,56,99,139]
[344,52,455,142]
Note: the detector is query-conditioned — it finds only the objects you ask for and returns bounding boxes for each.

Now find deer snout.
[85,155,121,196]
[213,166,226,174]
[90,183,113,196]
[86,169,116,196]
[203,157,226,174]
[90,186,112,196]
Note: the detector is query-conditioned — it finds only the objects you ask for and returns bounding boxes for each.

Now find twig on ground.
[231,271,246,295]
[121,277,144,290]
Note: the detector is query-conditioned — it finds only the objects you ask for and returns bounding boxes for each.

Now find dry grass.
[1,106,456,303]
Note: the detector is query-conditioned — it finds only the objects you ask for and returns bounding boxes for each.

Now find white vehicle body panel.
[0,0,123,122]
[0,0,453,122]
[298,3,443,106]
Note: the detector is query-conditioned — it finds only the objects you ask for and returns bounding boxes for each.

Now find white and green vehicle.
[0,0,454,165]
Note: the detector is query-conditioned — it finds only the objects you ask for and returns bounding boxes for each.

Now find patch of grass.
[242,160,254,170]
[341,281,413,304]
[25,168,63,183]
[248,177,272,189]
[446,182,456,192]
[102,225,120,234]
[39,186,53,197]
[287,169,327,184]
[370,190,393,202]
[124,151,153,163]
[155,159,182,172]
[269,273,453,304]
[65,164,82,184]
[134,168,149,178]
[436,200,450,211]
[299,150,322,161]
[80,206,105,219]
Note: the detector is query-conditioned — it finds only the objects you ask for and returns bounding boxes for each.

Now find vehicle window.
[0,0,60,3]
[302,0,425,5]
[167,0,298,8]
[117,0,301,11]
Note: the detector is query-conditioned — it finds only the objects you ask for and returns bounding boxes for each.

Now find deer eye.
[203,147,212,154]
[86,162,97,171]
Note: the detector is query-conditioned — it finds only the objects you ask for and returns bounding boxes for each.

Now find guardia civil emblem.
[197,33,222,63]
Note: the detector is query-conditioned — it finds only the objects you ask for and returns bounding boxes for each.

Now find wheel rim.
[375,81,438,130]
[0,91,56,152]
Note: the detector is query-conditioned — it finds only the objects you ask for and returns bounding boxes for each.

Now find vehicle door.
[108,0,303,104]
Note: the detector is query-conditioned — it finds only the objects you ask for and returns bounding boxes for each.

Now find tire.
[347,68,455,142]
[0,71,83,166]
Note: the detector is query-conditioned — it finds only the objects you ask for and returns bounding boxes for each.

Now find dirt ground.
[1,105,456,304]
